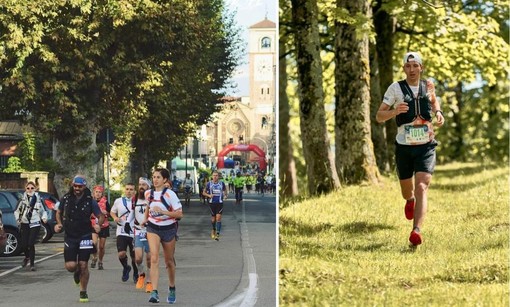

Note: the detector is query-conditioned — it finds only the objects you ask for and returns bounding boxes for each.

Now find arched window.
[261,116,268,129]
[261,37,271,49]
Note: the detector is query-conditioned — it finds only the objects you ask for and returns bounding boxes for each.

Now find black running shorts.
[116,235,134,253]
[64,234,96,263]
[395,141,437,180]
[208,203,224,216]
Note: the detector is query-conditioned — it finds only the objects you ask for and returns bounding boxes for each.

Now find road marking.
[0,251,63,277]
[214,201,258,307]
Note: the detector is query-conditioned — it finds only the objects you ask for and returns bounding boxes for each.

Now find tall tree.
[334,0,379,184]
[291,0,340,195]
[278,32,298,198]
[373,0,397,171]
[0,0,242,195]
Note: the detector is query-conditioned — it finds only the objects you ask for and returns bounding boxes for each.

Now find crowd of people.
[14,164,272,303]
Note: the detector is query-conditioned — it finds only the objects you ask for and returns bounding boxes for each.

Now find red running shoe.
[405,199,415,220]
[409,230,422,246]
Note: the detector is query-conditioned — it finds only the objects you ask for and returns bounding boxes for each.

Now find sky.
[226,0,277,97]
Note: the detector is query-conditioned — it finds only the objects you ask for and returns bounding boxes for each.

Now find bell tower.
[248,18,276,108]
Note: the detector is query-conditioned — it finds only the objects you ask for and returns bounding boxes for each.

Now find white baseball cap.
[403,52,423,65]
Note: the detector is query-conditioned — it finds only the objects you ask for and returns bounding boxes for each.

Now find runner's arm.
[55,205,63,232]
[427,80,444,126]
[109,202,119,223]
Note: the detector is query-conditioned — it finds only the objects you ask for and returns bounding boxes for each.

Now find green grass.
[279,162,509,306]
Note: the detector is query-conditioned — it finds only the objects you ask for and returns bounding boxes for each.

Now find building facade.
[183,18,276,174]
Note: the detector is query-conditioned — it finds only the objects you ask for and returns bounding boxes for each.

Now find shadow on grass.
[432,164,505,192]
[280,218,394,256]
[280,218,396,237]
[280,215,335,236]
[433,263,508,284]
[339,221,396,235]
[434,163,499,178]
[284,240,389,259]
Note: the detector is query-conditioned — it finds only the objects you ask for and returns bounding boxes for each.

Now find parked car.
[7,190,59,243]
[0,191,22,256]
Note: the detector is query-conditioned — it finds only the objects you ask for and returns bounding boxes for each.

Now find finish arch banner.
[217,144,267,170]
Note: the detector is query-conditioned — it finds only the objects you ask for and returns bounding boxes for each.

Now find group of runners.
[50,168,229,304]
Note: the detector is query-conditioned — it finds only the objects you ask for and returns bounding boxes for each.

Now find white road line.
[0,251,63,277]
[214,201,258,307]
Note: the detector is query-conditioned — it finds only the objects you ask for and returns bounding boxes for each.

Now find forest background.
[279,0,508,197]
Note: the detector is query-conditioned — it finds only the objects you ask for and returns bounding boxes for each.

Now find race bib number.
[136,228,147,241]
[79,239,94,250]
[405,125,429,144]
[212,188,222,196]
[29,222,41,228]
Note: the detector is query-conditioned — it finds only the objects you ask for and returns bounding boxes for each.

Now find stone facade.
[205,18,276,173]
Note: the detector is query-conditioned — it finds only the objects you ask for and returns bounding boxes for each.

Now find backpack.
[148,187,181,221]
[149,187,170,210]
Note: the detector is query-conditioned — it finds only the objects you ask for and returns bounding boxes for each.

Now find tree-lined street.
[0,192,276,306]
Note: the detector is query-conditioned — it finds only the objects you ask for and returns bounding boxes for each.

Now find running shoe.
[215,233,220,241]
[136,273,145,289]
[21,257,29,268]
[405,199,415,220]
[98,262,104,270]
[167,287,176,304]
[409,229,422,246]
[211,229,216,240]
[90,258,97,269]
[79,291,89,303]
[149,290,160,303]
[30,266,36,271]
[74,268,81,285]
[122,265,132,282]
[145,282,153,293]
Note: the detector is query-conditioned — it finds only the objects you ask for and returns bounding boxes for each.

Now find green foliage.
[281,0,510,191]
[108,189,122,201]
[280,162,509,305]
[18,132,36,170]
[3,156,24,173]
[0,0,242,183]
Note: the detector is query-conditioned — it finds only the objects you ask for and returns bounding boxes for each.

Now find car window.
[0,193,12,210]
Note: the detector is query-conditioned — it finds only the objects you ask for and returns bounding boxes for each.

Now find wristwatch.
[435,110,443,116]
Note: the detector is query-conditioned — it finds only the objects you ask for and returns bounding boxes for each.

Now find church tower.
[247,17,276,171]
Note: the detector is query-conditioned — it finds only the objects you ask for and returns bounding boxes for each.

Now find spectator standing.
[15,181,48,271]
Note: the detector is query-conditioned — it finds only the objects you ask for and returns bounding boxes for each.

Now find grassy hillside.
[279,163,509,306]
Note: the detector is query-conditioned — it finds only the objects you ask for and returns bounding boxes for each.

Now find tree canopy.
[280,0,509,197]
[0,0,242,189]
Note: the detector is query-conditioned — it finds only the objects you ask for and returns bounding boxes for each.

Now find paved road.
[0,191,276,307]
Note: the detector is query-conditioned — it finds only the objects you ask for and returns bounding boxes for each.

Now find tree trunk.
[291,0,340,195]
[52,131,100,198]
[373,0,397,169]
[334,0,380,184]
[369,41,390,173]
[278,34,298,198]
[452,82,464,161]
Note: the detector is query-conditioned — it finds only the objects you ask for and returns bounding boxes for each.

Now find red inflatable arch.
[217,144,267,170]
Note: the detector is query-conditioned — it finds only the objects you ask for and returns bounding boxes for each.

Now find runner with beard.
[54,175,104,303]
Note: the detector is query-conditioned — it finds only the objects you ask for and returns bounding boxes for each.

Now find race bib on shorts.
[79,239,94,250]
[136,228,147,241]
